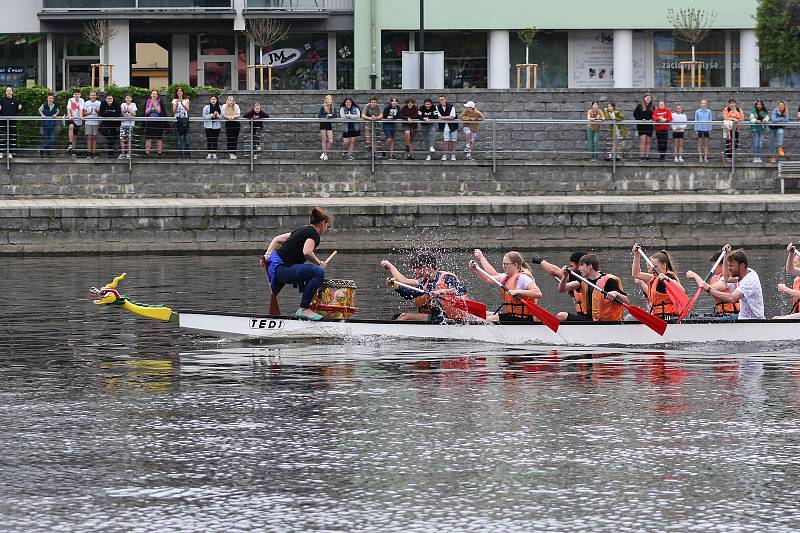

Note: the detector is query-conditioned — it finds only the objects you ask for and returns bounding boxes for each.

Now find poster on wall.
[572,31,614,88]
[572,31,648,87]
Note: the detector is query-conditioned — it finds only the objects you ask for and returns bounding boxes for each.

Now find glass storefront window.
[510,31,568,88]
[201,34,235,56]
[336,33,354,90]
[381,31,408,89]
[254,33,328,90]
[0,36,41,87]
[654,30,726,87]
[189,34,198,86]
[416,32,487,89]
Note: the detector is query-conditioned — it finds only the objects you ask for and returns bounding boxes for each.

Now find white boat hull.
[177,312,800,346]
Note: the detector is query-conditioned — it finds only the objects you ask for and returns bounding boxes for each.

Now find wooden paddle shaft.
[637,248,658,270]
[703,250,726,283]
[324,251,337,264]
[568,270,622,304]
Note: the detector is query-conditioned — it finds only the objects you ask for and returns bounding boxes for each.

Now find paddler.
[696,245,765,320]
[468,250,542,321]
[773,242,800,319]
[380,252,468,321]
[557,253,629,321]
[685,252,740,320]
[631,243,685,320]
[530,251,587,318]
[263,207,332,321]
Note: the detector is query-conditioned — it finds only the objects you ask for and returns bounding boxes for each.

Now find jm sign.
[260,48,304,69]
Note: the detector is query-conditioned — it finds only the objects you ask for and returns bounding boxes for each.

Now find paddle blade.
[624,303,668,336]
[519,298,560,333]
[664,278,690,312]
[443,295,487,320]
[678,288,703,321]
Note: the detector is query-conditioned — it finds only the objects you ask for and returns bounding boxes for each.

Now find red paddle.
[568,269,667,336]
[637,248,690,313]
[678,248,726,321]
[473,264,560,333]
[391,279,487,320]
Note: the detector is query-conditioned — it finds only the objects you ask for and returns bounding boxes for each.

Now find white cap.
[464,101,476,108]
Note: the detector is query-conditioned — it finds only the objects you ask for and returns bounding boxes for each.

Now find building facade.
[0,0,769,91]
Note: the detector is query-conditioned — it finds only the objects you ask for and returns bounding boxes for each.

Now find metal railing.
[0,115,790,177]
[41,0,232,10]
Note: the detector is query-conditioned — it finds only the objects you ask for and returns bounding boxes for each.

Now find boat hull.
[177,312,800,346]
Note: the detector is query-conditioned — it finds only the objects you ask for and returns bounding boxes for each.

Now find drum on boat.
[310,279,357,319]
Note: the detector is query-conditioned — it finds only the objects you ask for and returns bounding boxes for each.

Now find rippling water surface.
[1,249,800,531]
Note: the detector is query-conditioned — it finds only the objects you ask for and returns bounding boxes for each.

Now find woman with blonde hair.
[222,95,242,159]
[317,94,335,160]
[470,249,542,321]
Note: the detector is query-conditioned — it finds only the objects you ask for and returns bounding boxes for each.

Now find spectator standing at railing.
[172,87,191,160]
[119,94,137,160]
[399,97,419,160]
[769,100,788,164]
[382,97,400,160]
[66,90,84,156]
[603,102,625,162]
[222,95,242,160]
[82,91,101,158]
[0,86,22,159]
[99,93,121,159]
[144,90,166,157]
[418,98,438,161]
[652,100,672,161]
[361,96,383,156]
[436,95,457,161]
[722,99,743,161]
[202,95,222,160]
[317,94,335,161]
[585,101,604,161]
[670,104,687,163]
[243,102,269,159]
[749,99,769,163]
[37,93,59,158]
[633,93,654,162]
[694,99,712,163]
[459,100,484,161]
[339,96,361,161]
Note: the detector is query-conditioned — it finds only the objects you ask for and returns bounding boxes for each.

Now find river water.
[1,249,799,531]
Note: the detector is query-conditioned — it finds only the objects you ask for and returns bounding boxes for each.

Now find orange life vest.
[792,276,800,314]
[412,271,470,320]
[572,289,585,315]
[498,272,536,317]
[580,273,625,321]
[647,270,679,318]
[709,273,740,316]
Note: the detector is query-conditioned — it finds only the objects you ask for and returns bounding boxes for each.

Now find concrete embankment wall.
[1,195,797,254]
[0,160,786,198]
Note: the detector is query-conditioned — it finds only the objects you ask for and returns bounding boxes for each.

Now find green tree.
[755,0,800,76]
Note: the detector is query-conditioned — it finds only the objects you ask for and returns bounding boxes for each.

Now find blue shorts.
[382,123,396,139]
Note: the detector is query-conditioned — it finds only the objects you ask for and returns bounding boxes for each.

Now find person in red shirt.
[652,100,673,161]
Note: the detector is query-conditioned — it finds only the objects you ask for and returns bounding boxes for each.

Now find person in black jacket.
[633,93,654,162]
[243,102,269,158]
[0,87,23,159]
[418,98,439,160]
[99,94,122,158]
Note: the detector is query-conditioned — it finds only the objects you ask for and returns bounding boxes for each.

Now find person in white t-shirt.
[700,245,765,320]
[469,250,542,321]
[172,86,191,159]
[66,90,84,154]
[119,93,137,159]
[81,91,101,157]
[671,103,688,162]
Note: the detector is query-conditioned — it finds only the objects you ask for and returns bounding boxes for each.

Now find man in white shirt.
[700,245,764,319]
[81,91,101,158]
[66,90,84,154]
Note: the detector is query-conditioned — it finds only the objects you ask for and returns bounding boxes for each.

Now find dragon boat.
[91,273,800,347]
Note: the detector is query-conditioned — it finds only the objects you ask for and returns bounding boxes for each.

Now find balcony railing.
[42,0,232,9]
[245,0,354,12]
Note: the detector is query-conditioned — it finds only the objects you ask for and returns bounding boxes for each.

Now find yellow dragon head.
[90,273,128,306]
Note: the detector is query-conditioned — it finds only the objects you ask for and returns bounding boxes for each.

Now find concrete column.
[328,32,337,90]
[45,33,55,90]
[171,34,190,84]
[233,0,245,31]
[104,20,130,87]
[613,29,633,88]
[739,29,760,87]
[487,30,510,89]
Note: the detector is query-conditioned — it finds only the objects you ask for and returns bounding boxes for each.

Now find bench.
[778,161,800,193]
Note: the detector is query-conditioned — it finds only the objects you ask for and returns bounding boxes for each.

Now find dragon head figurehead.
[90,273,128,306]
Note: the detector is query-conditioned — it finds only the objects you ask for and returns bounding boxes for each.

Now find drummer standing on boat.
[380,252,467,321]
[698,245,765,320]
[264,207,332,321]
[557,253,629,321]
